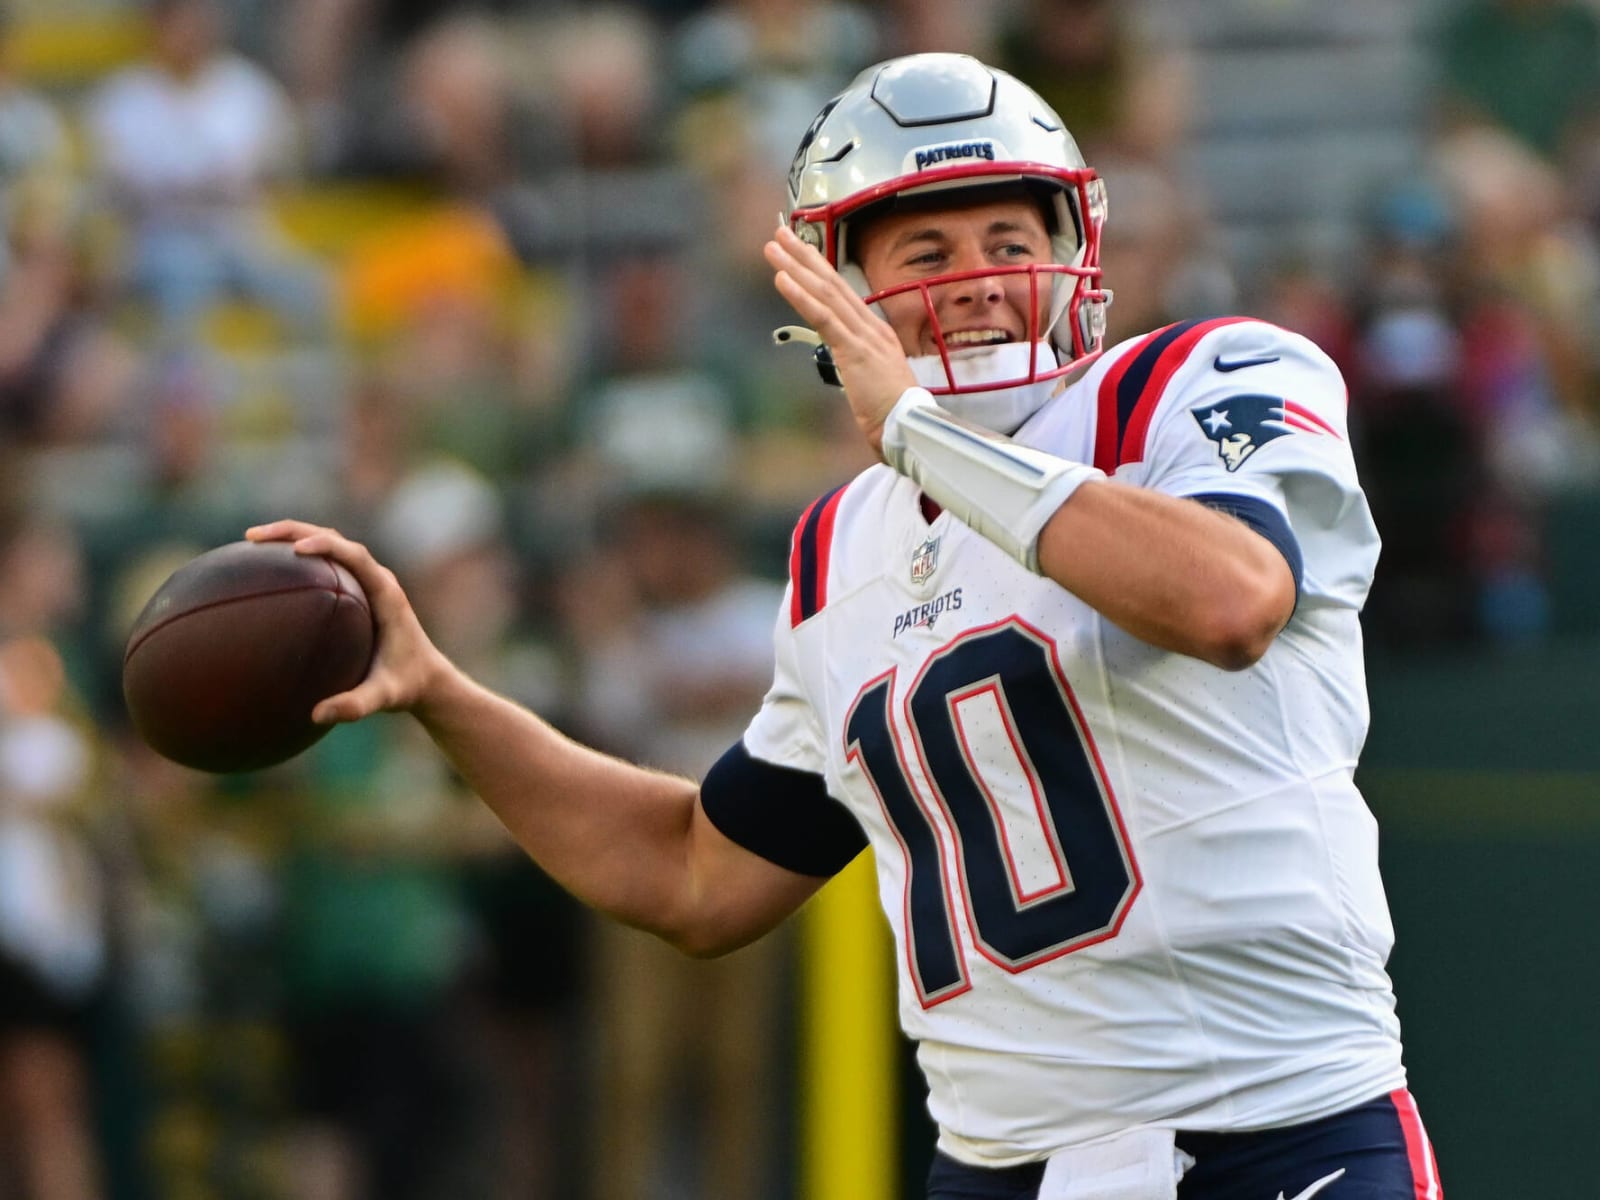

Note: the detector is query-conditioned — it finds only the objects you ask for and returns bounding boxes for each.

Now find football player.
[251,53,1442,1200]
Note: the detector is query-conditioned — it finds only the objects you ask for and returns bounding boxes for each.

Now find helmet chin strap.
[907,341,1061,436]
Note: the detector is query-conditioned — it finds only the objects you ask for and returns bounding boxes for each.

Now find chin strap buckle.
[772,326,843,388]
[812,344,841,387]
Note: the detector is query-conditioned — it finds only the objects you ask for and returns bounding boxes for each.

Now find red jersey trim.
[1094,317,1256,474]
[789,483,849,627]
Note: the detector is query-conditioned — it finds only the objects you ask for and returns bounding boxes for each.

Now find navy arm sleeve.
[1188,491,1304,592]
[700,741,867,878]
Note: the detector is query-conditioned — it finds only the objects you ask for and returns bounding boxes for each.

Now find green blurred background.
[2,0,1599,1197]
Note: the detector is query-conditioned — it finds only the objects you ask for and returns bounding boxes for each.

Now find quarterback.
[250,54,1442,1200]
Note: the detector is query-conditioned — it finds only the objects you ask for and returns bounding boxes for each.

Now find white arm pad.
[881,387,1104,573]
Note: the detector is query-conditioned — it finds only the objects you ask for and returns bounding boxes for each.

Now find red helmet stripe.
[791,161,1100,265]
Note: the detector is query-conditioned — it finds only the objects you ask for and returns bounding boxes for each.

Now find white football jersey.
[738,318,1406,1166]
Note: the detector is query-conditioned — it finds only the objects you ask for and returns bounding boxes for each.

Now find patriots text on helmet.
[913,141,997,171]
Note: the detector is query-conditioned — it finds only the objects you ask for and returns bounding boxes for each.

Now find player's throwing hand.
[245,519,449,724]
[765,224,917,454]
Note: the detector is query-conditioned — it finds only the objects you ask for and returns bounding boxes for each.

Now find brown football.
[122,540,375,773]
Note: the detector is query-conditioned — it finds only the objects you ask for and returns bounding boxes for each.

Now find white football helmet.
[783,53,1110,421]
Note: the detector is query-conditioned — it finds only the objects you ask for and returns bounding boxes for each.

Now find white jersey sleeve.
[699,482,868,879]
[738,485,845,775]
[741,579,830,774]
[1126,320,1380,610]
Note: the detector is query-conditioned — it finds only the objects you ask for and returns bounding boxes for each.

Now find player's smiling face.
[853,198,1055,358]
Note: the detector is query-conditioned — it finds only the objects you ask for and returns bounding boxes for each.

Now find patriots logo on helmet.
[788,96,841,199]
[1192,393,1337,471]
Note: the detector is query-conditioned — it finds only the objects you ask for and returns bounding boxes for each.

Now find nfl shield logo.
[910,536,940,585]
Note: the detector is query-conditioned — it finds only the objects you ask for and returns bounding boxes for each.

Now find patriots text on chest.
[892,588,964,638]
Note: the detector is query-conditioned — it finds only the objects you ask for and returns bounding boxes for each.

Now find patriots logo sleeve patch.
[1191,393,1338,471]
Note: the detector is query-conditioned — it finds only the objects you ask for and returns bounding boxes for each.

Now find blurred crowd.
[2,0,1599,1197]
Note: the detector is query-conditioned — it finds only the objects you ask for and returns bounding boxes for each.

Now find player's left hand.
[766,224,917,455]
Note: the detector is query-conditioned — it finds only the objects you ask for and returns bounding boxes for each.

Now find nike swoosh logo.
[1276,1167,1346,1200]
[1214,354,1281,372]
